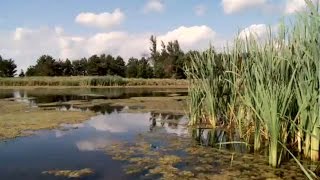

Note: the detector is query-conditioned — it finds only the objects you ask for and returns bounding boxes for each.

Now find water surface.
[0,88,188,180]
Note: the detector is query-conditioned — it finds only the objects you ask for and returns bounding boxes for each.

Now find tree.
[63,59,73,76]
[34,55,56,76]
[72,58,87,76]
[19,70,25,77]
[87,55,102,76]
[26,66,36,76]
[137,57,153,78]
[113,56,126,77]
[126,58,139,78]
[0,56,17,77]
[150,35,160,65]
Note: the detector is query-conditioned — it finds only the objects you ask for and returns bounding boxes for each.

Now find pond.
[0,88,189,180]
[0,88,311,180]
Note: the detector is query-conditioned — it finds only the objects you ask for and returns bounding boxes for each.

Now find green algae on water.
[42,168,94,178]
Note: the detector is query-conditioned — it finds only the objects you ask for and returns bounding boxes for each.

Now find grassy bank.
[186,2,319,179]
[0,76,188,87]
[0,99,95,140]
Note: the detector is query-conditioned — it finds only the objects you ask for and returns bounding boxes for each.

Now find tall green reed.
[186,0,319,176]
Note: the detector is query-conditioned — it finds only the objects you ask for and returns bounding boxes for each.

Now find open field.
[0,76,188,88]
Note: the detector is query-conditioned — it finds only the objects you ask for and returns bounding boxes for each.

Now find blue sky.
[0,0,312,70]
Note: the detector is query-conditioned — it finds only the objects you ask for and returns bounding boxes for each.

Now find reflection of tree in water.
[149,113,157,132]
[149,112,185,132]
[89,104,124,114]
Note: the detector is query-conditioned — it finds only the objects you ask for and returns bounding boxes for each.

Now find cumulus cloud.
[238,23,279,44]
[0,25,222,70]
[194,4,207,16]
[238,24,269,40]
[158,25,217,51]
[222,0,267,14]
[284,0,319,14]
[144,0,164,13]
[75,9,125,29]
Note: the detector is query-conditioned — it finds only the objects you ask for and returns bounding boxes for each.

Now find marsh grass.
[0,76,188,87]
[186,0,319,178]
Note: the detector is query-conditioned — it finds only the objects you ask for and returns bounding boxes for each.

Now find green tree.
[87,55,101,76]
[72,58,87,76]
[113,56,126,77]
[33,55,56,76]
[126,58,139,78]
[26,66,36,76]
[138,57,153,78]
[63,59,73,76]
[0,56,17,77]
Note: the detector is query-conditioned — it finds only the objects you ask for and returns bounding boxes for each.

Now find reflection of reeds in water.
[186,1,319,178]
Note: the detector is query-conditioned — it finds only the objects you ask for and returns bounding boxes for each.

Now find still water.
[0,88,311,180]
[0,88,188,180]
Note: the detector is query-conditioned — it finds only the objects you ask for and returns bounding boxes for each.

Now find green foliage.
[0,56,17,77]
[2,36,191,79]
[186,1,319,177]
[126,57,153,78]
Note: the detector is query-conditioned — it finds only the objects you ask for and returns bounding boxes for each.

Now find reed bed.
[0,76,188,87]
[186,1,319,178]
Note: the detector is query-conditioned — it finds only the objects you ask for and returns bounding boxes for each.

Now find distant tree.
[53,60,64,76]
[137,57,153,78]
[87,55,101,76]
[113,56,126,77]
[63,59,73,76]
[19,69,25,77]
[0,56,17,77]
[126,58,139,78]
[72,58,87,76]
[149,35,160,65]
[34,55,56,76]
[26,66,37,76]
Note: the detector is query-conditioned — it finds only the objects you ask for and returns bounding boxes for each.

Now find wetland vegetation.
[0,1,319,180]
[0,76,188,87]
[185,2,320,179]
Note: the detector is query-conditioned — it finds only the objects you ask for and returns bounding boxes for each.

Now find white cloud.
[159,25,217,51]
[284,0,319,14]
[0,25,222,70]
[76,139,110,151]
[144,0,164,13]
[238,24,269,40]
[75,9,125,29]
[194,4,207,16]
[238,24,279,44]
[222,0,267,14]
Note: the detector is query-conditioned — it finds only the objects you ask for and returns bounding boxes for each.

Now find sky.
[0,0,316,71]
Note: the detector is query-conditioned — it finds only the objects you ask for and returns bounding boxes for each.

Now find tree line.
[0,36,202,79]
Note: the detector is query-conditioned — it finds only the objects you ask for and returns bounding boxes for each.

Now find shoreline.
[0,85,188,89]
